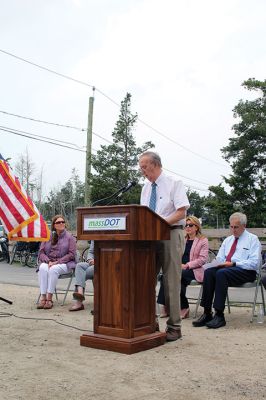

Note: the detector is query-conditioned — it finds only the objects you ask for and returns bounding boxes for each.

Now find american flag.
[0,155,50,241]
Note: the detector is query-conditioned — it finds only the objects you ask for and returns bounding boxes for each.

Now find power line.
[164,167,210,186]
[0,48,94,89]
[0,125,84,149]
[0,121,212,187]
[0,126,86,152]
[0,48,228,167]
[0,109,113,144]
[0,109,85,131]
[0,126,208,192]
[137,117,228,168]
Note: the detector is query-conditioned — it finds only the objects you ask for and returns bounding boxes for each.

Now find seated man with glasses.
[157,215,209,319]
[193,212,261,329]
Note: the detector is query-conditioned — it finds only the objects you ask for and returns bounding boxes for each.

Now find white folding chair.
[227,260,266,323]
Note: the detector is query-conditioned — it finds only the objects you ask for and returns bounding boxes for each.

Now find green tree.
[209,78,266,227]
[203,185,233,228]
[42,169,85,228]
[186,190,205,219]
[90,93,154,205]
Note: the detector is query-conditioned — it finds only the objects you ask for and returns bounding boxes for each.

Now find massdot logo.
[87,218,123,229]
[84,217,126,230]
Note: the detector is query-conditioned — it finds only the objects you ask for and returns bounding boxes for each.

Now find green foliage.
[41,168,85,228]
[90,93,154,205]
[208,78,266,227]
[186,190,205,218]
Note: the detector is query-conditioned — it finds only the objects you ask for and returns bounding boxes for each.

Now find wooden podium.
[76,205,170,354]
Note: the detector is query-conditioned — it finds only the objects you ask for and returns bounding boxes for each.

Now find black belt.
[170,225,183,230]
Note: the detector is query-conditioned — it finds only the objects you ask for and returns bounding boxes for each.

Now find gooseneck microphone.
[117,181,137,197]
[91,181,137,206]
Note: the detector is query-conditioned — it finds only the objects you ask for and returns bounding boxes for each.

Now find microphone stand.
[91,187,125,207]
[0,296,13,304]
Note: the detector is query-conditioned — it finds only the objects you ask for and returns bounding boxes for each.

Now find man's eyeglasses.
[54,221,65,225]
[185,223,195,228]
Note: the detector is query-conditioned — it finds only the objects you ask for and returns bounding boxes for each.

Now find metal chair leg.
[250,280,260,323]
[193,285,203,318]
[226,293,231,314]
[61,275,73,306]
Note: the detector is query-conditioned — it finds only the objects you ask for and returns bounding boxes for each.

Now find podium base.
[80,331,166,354]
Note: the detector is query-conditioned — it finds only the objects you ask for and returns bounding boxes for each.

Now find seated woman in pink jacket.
[157,215,209,319]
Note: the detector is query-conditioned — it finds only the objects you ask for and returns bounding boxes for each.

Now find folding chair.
[54,269,75,305]
[36,249,78,306]
[36,269,75,306]
[191,249,230,318]
[227,260,266,323]
[191,282,230,318]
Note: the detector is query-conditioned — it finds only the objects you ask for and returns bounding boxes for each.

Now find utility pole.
[84,88,95,206]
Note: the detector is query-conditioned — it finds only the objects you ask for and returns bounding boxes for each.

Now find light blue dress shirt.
[216,229,261,271]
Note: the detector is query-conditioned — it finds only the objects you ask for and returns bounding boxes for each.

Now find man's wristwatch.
[232,262,236,267]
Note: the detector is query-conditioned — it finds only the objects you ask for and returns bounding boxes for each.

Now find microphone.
[92,181,137,206]
[117,181,136,197]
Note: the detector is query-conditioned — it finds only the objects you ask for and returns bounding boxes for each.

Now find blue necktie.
[149,182,157,211]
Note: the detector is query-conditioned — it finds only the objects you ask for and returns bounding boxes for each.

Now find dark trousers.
[157,269,195,309]
[201,267,256,312]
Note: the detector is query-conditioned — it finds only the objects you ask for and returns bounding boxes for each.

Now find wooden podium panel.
[77,206,170,354]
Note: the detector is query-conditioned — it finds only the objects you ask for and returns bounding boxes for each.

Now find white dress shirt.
[216,229,261,271]
[140,171,190,226]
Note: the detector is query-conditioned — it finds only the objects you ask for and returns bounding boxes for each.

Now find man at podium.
[139,151,190,341]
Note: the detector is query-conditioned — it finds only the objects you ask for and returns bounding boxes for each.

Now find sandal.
[69,303,84,312]
[73,292,85,301]
[43,300,53,309]
[36,299,46,309]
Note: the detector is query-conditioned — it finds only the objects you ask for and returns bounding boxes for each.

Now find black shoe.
[206,314,226,329]
[192,313,213,327]
[166,327,182,341]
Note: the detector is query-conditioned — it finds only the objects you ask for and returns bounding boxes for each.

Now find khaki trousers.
[156,228,185,328]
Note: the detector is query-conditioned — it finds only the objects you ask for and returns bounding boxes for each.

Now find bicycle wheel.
[26,253,38,268]
[9,243,17,264]
[81,247,89,262]
[20,250,27,266]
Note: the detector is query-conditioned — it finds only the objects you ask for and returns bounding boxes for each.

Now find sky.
[0,0,265,199]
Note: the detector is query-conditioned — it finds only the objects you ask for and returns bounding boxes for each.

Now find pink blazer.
[186,236,209,282]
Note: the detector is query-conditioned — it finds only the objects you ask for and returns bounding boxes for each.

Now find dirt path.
[0,283,265,400]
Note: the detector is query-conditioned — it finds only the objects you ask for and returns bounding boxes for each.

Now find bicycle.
[0,235,10,263]
[9,241,40,267]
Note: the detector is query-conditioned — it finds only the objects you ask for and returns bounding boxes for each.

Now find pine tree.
[90,93,154,205]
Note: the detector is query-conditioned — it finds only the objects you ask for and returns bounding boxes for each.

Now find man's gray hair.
[229,212,247,225]
[139,151,162,167]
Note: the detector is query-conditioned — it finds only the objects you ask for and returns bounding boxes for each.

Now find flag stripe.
[0,159,50,242]
[0,166,35,216]
[0,185,26,223]
[0,208,14,231]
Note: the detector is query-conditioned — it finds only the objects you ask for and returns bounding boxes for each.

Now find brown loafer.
[166,327,182,341]
[73,292,85,301]
[69,304,84,312]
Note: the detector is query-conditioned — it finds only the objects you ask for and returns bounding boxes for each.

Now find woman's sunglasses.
[54,221,65,225]
[185,223,195,228]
